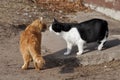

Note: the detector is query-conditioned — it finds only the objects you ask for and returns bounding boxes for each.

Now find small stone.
[29,15,32,18]
[59,10,63,13]
[23,13,28,16]
[16,12,20,15]
[33,6,37,9]
[104,65,107,68]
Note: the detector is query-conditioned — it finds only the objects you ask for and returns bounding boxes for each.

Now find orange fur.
[20,18,47,70]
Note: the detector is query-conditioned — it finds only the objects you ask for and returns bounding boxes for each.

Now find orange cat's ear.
[39,17,43,21]
[30,19,40,27]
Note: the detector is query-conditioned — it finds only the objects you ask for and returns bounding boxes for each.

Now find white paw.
[64,52,70,55]
[98,43,103,51]
[98,46,102,51]
[76,51,83,55]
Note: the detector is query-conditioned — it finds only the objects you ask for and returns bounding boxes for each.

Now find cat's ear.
[53,18,58,23]
[39,17,43,21]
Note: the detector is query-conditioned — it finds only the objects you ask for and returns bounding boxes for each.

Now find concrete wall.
[84,0,120,21]
[84,0,120,11]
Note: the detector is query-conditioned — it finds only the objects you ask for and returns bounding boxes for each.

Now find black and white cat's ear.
[53,18,58,22]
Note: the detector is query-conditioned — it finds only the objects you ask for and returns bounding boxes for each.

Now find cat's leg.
[21,51,31,70]
[98,37,107,50]
[64,41,73,55]
[76,41,85,55]
[34,62,39,70]
[29,48,40,70]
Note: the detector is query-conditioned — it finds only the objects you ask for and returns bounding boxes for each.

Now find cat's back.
[20,26,33,45]
[20,26,41,47]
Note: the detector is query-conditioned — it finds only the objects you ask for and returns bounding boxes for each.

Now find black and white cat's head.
[49,18,71,35]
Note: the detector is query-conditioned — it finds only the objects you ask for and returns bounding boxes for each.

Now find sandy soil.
[0,0,120,80]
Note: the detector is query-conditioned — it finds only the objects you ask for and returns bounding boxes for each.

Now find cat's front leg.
[64,41,72,55]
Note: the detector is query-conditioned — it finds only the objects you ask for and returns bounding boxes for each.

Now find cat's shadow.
[44,54,80,73]
[43,48,80,73]
[44,39,120,73]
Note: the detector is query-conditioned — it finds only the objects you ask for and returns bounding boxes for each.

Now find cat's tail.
[33,55,45,70]
[29,49,45,64]
[34,55,45,64]
[28,46,45,68]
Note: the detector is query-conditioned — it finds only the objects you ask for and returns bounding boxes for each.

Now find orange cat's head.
[31,17,47,32]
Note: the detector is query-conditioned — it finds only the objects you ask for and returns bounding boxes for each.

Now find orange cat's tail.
[29,48,45,64]
[33,55,45,70]
[34,56,45,64]
[28,46,45,69]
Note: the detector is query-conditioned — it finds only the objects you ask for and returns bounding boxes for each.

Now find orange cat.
[20,18,47,70]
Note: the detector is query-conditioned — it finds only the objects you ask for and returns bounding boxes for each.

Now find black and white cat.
[49,18,109,55]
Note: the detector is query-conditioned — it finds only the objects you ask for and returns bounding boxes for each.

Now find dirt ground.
[0,0,120,80]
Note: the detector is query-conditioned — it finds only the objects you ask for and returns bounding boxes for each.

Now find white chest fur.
[61,28,85,45]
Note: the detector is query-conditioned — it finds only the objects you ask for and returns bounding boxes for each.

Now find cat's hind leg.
[34,61,38,70]
[21,50,31,70]
[98,37,107,51]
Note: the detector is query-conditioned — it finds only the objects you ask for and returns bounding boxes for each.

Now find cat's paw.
[97,46,102,51]
[64,52,70,55]
[76,51,83,55]
[21,65,28,70]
